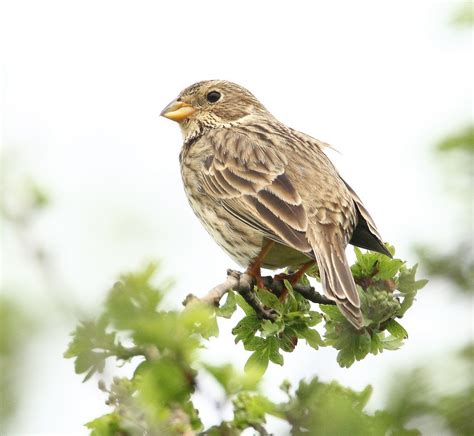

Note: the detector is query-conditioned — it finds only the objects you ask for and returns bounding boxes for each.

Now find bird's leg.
[275,260,315,301]
[290,260,316,284]
[275,260,315,285]
[246,240,275,289]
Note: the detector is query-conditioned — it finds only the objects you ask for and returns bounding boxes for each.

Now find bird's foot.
[246,260,266,290]
[274,271,304,289]
[274,261,316,301]
[273,272,292,302]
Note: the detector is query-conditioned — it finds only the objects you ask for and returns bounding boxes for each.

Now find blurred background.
[1,1,472,434]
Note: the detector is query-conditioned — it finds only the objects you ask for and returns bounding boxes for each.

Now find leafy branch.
[185,245,426,370]
[65,246,428,435]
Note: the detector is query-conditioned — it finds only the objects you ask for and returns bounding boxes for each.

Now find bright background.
[2,0,472,434]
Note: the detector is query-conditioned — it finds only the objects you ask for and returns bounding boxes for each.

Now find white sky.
[2,0,473,434]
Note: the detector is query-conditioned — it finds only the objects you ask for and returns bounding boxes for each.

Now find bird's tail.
[308,226,364,329]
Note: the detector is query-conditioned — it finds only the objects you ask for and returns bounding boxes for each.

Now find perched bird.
[161,80,391,329]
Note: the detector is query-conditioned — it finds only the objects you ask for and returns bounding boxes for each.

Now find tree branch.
[183,269,334,320]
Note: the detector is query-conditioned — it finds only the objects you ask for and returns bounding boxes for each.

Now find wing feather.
[308,225,364,328]
[201,126,373,329]
[203,129,311,252]
[256,190,307,231]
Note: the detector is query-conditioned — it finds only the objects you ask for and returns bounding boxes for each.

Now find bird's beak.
[160,99,196,122]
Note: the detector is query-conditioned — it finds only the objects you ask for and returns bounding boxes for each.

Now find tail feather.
[309,226,364,329]
[341,179,392,258]
[337,301,364,329]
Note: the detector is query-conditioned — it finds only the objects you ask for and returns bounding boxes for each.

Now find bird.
[160,80,391,329]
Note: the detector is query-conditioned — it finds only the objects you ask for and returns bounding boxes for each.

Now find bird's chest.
[179,147,262,266]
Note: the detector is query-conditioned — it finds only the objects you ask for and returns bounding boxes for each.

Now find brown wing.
[201,128,312,253]
[203,126,364,329]
[286,128,365,328]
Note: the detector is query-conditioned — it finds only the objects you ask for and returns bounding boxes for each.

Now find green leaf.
[257,289,283,313]
[294,290,311,312]
[396,264,427,317]
[397,265,429,294]
[267,337,284,365]
[75,351,107,381]
[370,332,384,355]
[306,310,323,326]
[64,318,116,359]
[183,303,219,339]
[64,318,117,381]
[352,246,403,283]
[245,348,269,378]
[283,279,294,293]
[233,392,276,429]
[351,247,378,278]
[85,413,125,436]
[243,336,265,351]
[138,357,193,420]
[106,264,164,331]
[279,327,299,352]
[354,332,371,361]
[381,335,404,351]
[201,313,219,339]
[244,337,283,378]
[320,304,346,322]
[216,291,237,318]
[385,319,408,339]
[337,346,356,368]
[234,293,255,316]
[261,319,283,337]
[232,314,261,344]
[373,258,404,280]
[298,327,323,350]
[281,280,299,313]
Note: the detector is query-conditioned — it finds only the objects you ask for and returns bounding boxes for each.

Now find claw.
[274,260,316,301]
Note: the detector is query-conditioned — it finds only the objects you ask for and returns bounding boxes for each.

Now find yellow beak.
[160,99,196,122]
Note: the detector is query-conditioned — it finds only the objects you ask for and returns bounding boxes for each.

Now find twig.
[183,269,241,306]
[251,423,271,436]
[183,269,335,320]
[259,276,334,305]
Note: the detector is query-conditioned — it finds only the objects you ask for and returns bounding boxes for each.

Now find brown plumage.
[161,80,391,329]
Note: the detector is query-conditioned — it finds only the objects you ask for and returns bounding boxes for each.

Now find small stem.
[251,423,270,436]
[113,344,154,361]
[183,269,335,319]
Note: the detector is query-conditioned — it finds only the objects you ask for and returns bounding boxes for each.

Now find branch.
[183,269,334,320]
[251,423,270,436]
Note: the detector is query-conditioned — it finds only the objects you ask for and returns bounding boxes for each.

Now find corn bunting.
[161,80,391,329]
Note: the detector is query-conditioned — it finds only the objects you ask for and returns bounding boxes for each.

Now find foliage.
[225,246,426,370]
[281,378,419,436]
[0,177,51,426]
[0,297,35,424]
[415,123,474,295]
[65,253,427,435]
[435,123,474,198]
[386,343,474,436]
[451,2,474,27]
[436,124,474,153]
[416,244,473,293]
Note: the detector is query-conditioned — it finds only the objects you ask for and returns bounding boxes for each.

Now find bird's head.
[160,80,268,142]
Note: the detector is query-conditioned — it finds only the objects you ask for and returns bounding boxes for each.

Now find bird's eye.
[206,91,221,103]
